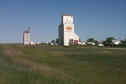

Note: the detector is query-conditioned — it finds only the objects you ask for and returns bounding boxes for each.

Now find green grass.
[0,44,126,84]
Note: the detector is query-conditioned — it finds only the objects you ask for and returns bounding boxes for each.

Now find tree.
[103,37,115,46]
[120,39,126,46]
[51,40,55,43]
[94,40,98,46]
[87,38,95,42]
[79,38,81,42]
[56,38,59,44]
[124,39,126,45]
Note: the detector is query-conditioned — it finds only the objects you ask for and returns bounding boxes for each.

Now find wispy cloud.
[0,10,4,14]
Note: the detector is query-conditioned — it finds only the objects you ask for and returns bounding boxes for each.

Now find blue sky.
[0,0,126,43]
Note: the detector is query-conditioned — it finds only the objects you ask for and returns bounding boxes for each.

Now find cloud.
[0,10,4,14]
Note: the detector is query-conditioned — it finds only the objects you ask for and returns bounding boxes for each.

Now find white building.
[58,14,80,46]
[30,41,36,45]
[87,42,95,46]
[23,28,30,45]
[112,40,121,45]
[98,42,104,46]
[78,41,86,45]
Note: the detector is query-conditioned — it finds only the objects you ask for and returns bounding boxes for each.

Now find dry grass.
[2,45,63,78]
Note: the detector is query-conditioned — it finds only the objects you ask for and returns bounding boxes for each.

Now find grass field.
[0,44,126,84]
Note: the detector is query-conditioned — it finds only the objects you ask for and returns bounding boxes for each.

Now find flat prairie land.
[0,44,126,84]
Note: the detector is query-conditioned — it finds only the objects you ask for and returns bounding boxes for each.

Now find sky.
[0,0,126,43]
